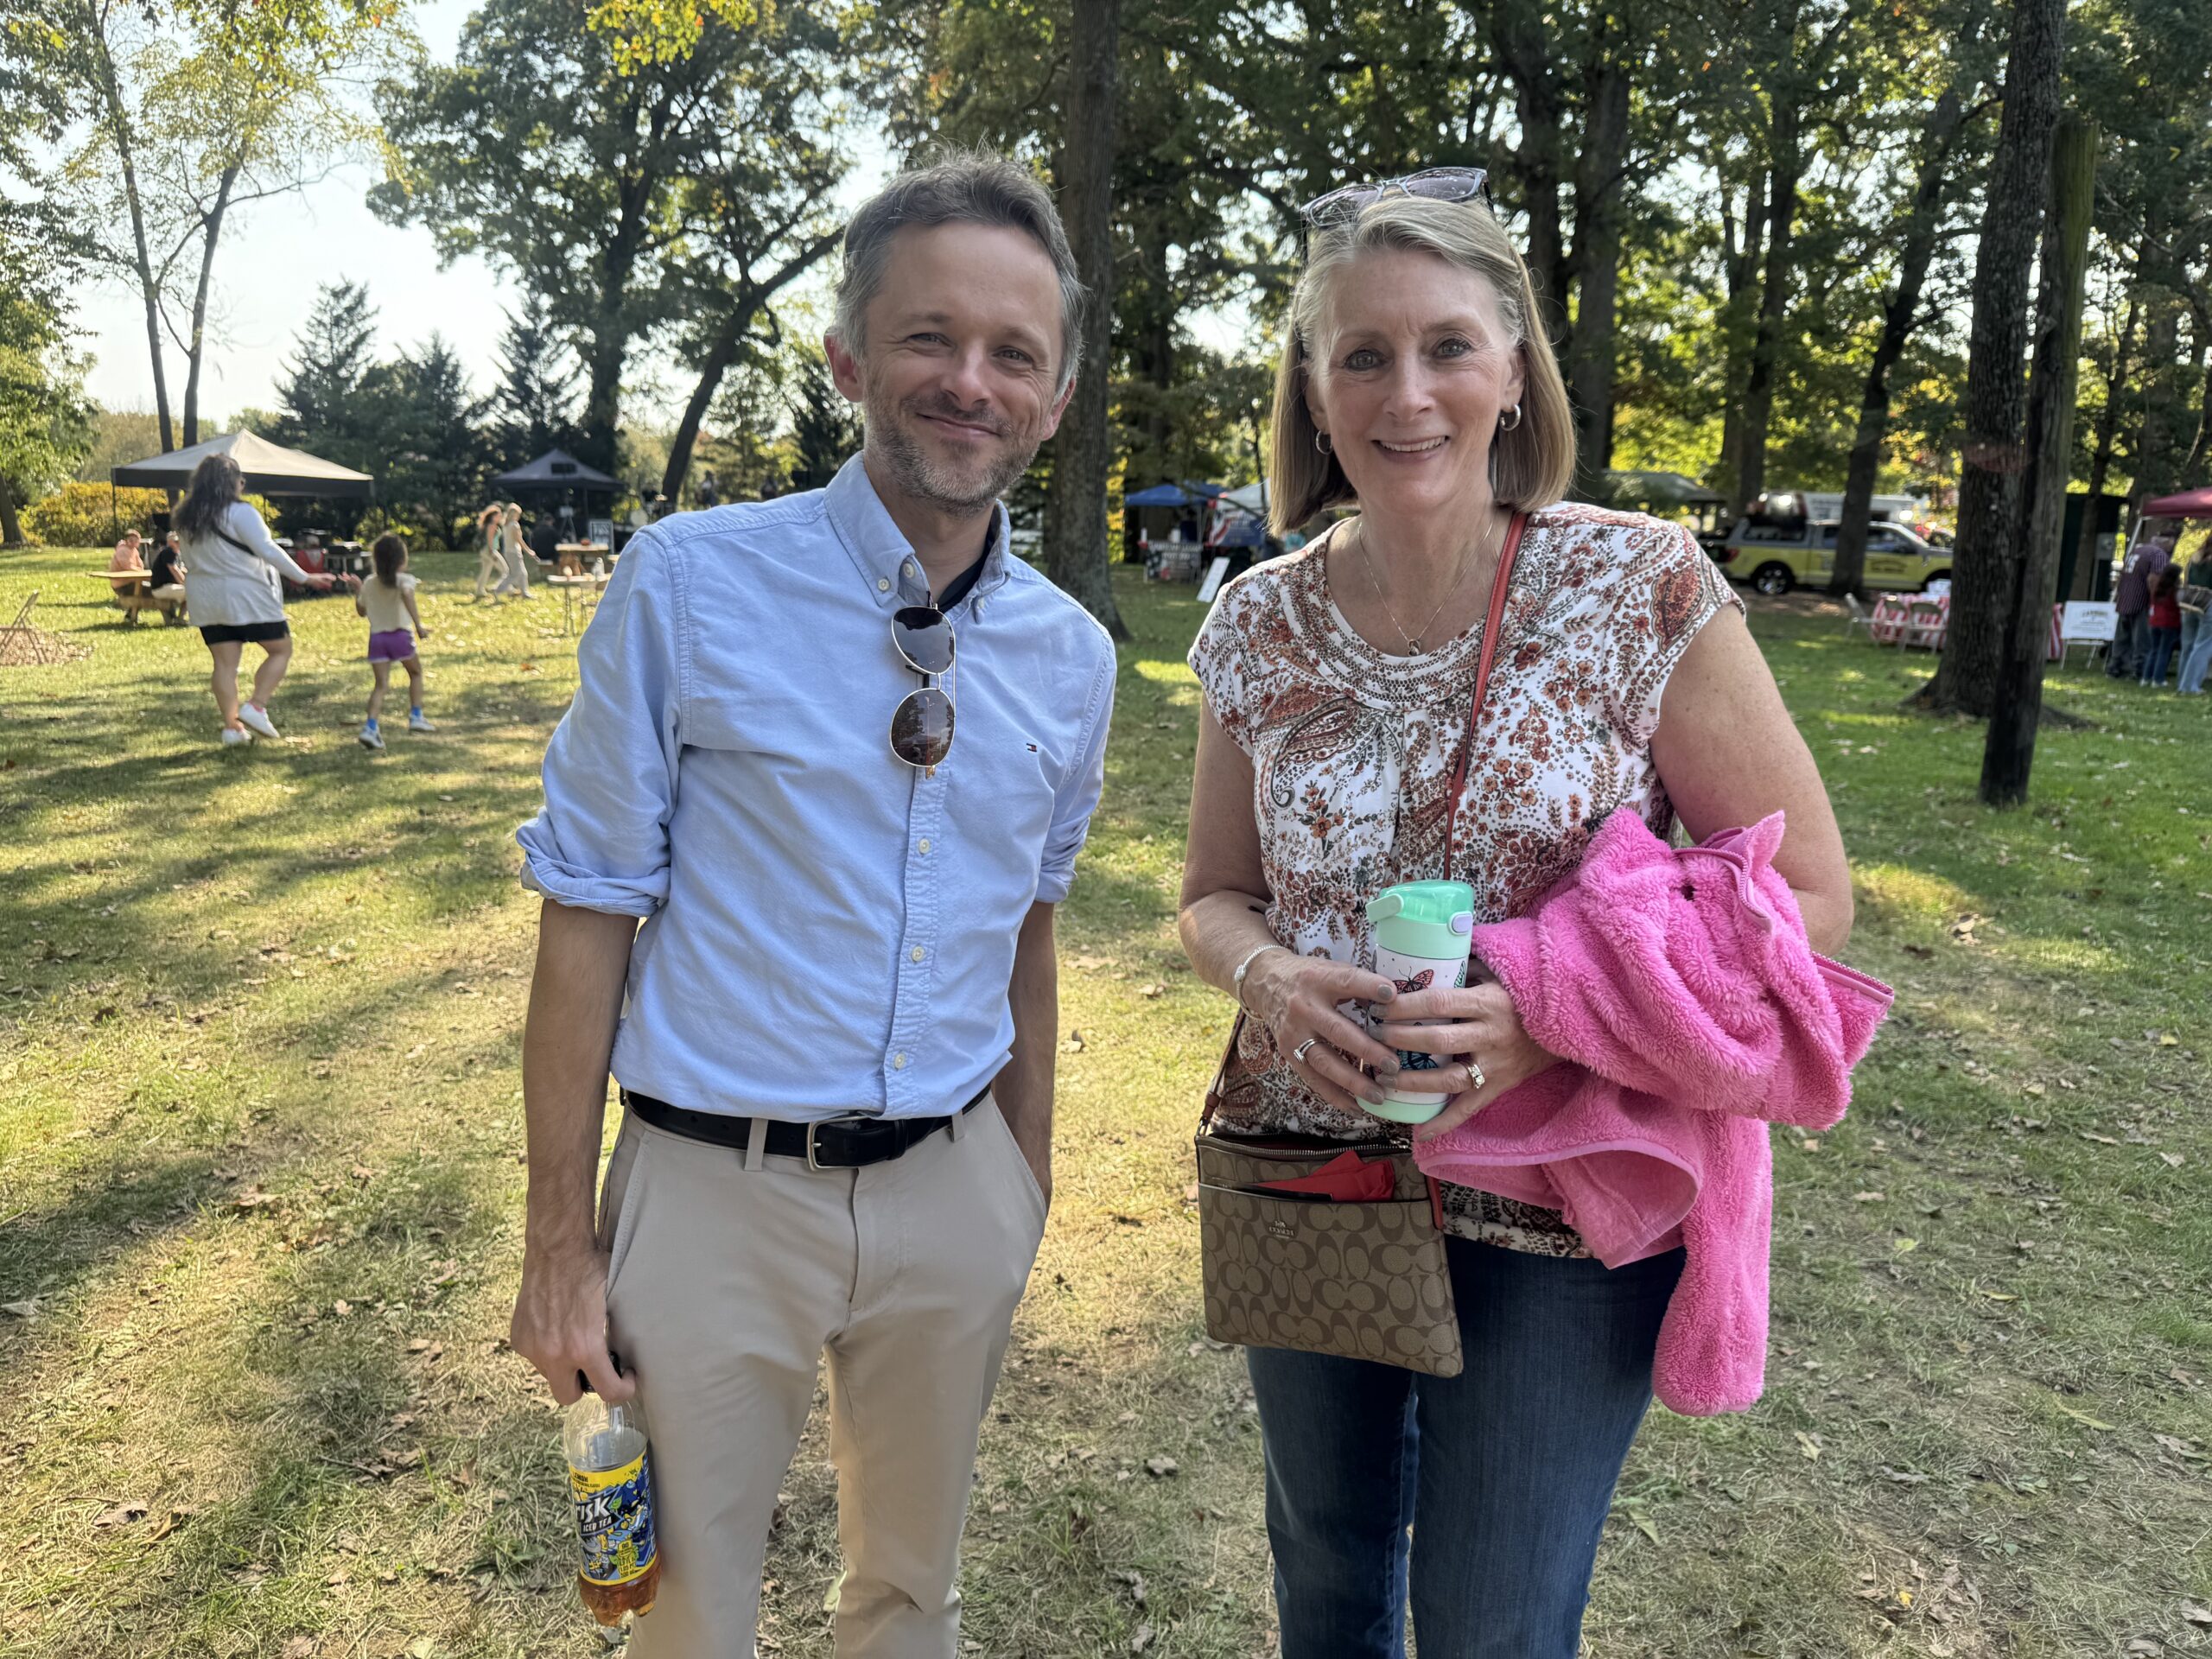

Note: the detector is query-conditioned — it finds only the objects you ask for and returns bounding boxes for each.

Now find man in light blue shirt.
[510,155,1116,1656]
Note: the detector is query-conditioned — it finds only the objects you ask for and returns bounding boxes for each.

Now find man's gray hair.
[830,149,1086,395]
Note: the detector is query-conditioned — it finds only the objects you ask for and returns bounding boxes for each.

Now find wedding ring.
[1467,1056,1487,1093]
[1294,1038,1320,1064]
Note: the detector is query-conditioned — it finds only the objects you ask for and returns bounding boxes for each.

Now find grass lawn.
[1,543,2208,1659]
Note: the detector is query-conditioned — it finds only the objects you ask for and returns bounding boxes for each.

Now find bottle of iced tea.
[564,1367,660,1624]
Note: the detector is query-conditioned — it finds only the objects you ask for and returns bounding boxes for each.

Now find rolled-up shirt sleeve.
[1034,647,1116,905]
[516,533,685,916]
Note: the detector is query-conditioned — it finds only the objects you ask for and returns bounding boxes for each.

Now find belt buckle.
[804,1120,826,1172]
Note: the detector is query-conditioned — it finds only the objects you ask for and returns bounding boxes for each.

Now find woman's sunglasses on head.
[1299,166,1492,227]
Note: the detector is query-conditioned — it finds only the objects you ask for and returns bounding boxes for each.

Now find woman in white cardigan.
[175,454,343,745]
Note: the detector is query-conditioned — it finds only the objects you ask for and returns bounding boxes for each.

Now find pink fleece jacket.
[1412,810,1891,1415]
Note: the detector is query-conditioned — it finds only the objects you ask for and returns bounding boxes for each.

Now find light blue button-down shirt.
[517,455,1117,1122]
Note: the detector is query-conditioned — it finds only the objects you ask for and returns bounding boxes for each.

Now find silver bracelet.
[1230,943,1286,1007]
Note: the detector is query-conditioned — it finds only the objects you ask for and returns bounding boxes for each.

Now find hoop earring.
[1497,404,1522,432]
[1314,431,1333,455]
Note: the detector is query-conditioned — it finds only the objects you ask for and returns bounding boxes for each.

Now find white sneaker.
[238,702,280,741]
[359,721,385,751]
[219,727,252,747]
[407,710,435,734]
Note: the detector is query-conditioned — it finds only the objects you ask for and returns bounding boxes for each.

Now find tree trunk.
[1566,38,1630,497]
[1983,114,2095,804]
[1717,175,1768,503]
[1497,0,1567,348]
[1737,111,1802,517]
[1917,0,2066,719]
[0,476,24,547]
[1832,89,1965,596]
[181,162,241,449]
[580,334,626,478]
[2070,290,2138,600]
[2133,296,2182,502]
[1042,0,1128,640]
[84,1,174,451]
[2183,295,2212,480]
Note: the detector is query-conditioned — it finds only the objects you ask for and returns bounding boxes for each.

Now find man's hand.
[512,1237,633,1406]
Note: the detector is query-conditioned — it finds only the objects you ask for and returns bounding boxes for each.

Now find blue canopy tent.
[1123,482,1193,508]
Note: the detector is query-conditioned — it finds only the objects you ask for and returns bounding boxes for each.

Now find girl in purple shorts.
[355,533,435,751]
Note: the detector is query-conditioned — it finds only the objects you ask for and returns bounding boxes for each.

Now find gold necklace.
[1352,512,1500,655]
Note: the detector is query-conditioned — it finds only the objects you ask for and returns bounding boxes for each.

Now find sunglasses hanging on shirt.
[889,606,956,773]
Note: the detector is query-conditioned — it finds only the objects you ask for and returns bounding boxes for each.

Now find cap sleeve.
[1605,521,1745,749]
[1186,584,1262,756]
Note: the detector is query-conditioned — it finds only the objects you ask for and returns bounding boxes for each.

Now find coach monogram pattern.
[1196,1134,1463,1378]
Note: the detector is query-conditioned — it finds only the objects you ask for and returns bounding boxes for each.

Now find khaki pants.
[601,1094,1048,1659]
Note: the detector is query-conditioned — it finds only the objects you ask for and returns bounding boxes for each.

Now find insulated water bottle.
[1364,880,1477,1124]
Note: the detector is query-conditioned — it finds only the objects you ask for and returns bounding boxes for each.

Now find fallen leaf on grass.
[1878,1466,1930,1484]
[282,1639,315,1658]
[2158,1152,2185,1168]
[231,1186,276,1211]
[2181,1602,2212,1627]
[1145,1456,1178,1478]
[1853,1192,1886,1203]
[92,1502,148,1528]
[1129,1624,1154,1655]
[2080,1132,2119,1146]
[1111,1567,1147,1606]
[1,1298,39,1319]
[1062,1032,1085,1054]
[1795,1431,1822,1461]
[146,1506,192,1541]
[2154,1434,2204,1461]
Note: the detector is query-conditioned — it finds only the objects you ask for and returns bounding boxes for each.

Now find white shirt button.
[917,838,931,855]
[910,946,925,963]
[877,576,891,592]
[892,1052,908,1070]
[904,561,916,578]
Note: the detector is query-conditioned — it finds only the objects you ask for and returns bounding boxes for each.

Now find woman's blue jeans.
[2181,620,2212,692]
[1246,1236,1685,1659]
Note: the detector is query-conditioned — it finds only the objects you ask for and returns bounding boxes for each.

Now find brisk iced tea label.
[570,1449,658,1586]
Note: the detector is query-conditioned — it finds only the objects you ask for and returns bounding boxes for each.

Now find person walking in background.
[1178,173,1853,1659]
[354,533,435,751]
[174,454,341,746]
[508,152,1114,1657]
[495,503,537,598]
[474,504,508,601]
[2110,533,2171,678]
[2140,564,2183,688]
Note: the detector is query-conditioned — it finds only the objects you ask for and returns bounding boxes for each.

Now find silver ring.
[1293,1037,1320,1064]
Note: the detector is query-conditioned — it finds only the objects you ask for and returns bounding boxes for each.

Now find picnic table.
[87,569,161,626]
[546,571,610,636]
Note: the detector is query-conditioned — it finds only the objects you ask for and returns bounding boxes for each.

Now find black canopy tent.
[111,430,376,497]
[489,448,619,493]
[489,449,620,548]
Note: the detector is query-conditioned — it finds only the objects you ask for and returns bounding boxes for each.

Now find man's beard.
[866,387,1039,514]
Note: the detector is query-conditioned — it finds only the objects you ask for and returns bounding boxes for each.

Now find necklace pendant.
[1408,639,1424,655]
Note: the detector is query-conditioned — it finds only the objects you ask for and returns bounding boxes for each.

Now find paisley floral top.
[1189,501,1743,1255]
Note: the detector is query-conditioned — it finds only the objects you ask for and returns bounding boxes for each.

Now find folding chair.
[1841,593,1876,639]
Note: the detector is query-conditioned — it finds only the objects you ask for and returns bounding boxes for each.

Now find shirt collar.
[824,452,1012,610]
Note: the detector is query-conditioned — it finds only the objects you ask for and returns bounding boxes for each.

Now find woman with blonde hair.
[474,504,508,601]
[174,454,341,745]
[494,502,536,598]
[1178,169,1854,1656]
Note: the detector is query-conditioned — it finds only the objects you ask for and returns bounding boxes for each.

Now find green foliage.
[22,482,168,544]
[785,351,858,492]
[488,293,584,475]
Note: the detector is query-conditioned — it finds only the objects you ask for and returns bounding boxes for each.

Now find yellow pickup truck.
[1715,519,1951,596]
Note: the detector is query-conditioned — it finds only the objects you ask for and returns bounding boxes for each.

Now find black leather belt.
[621,1086,990,1169]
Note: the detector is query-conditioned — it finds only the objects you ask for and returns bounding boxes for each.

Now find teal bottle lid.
[1366,880,1476,961]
